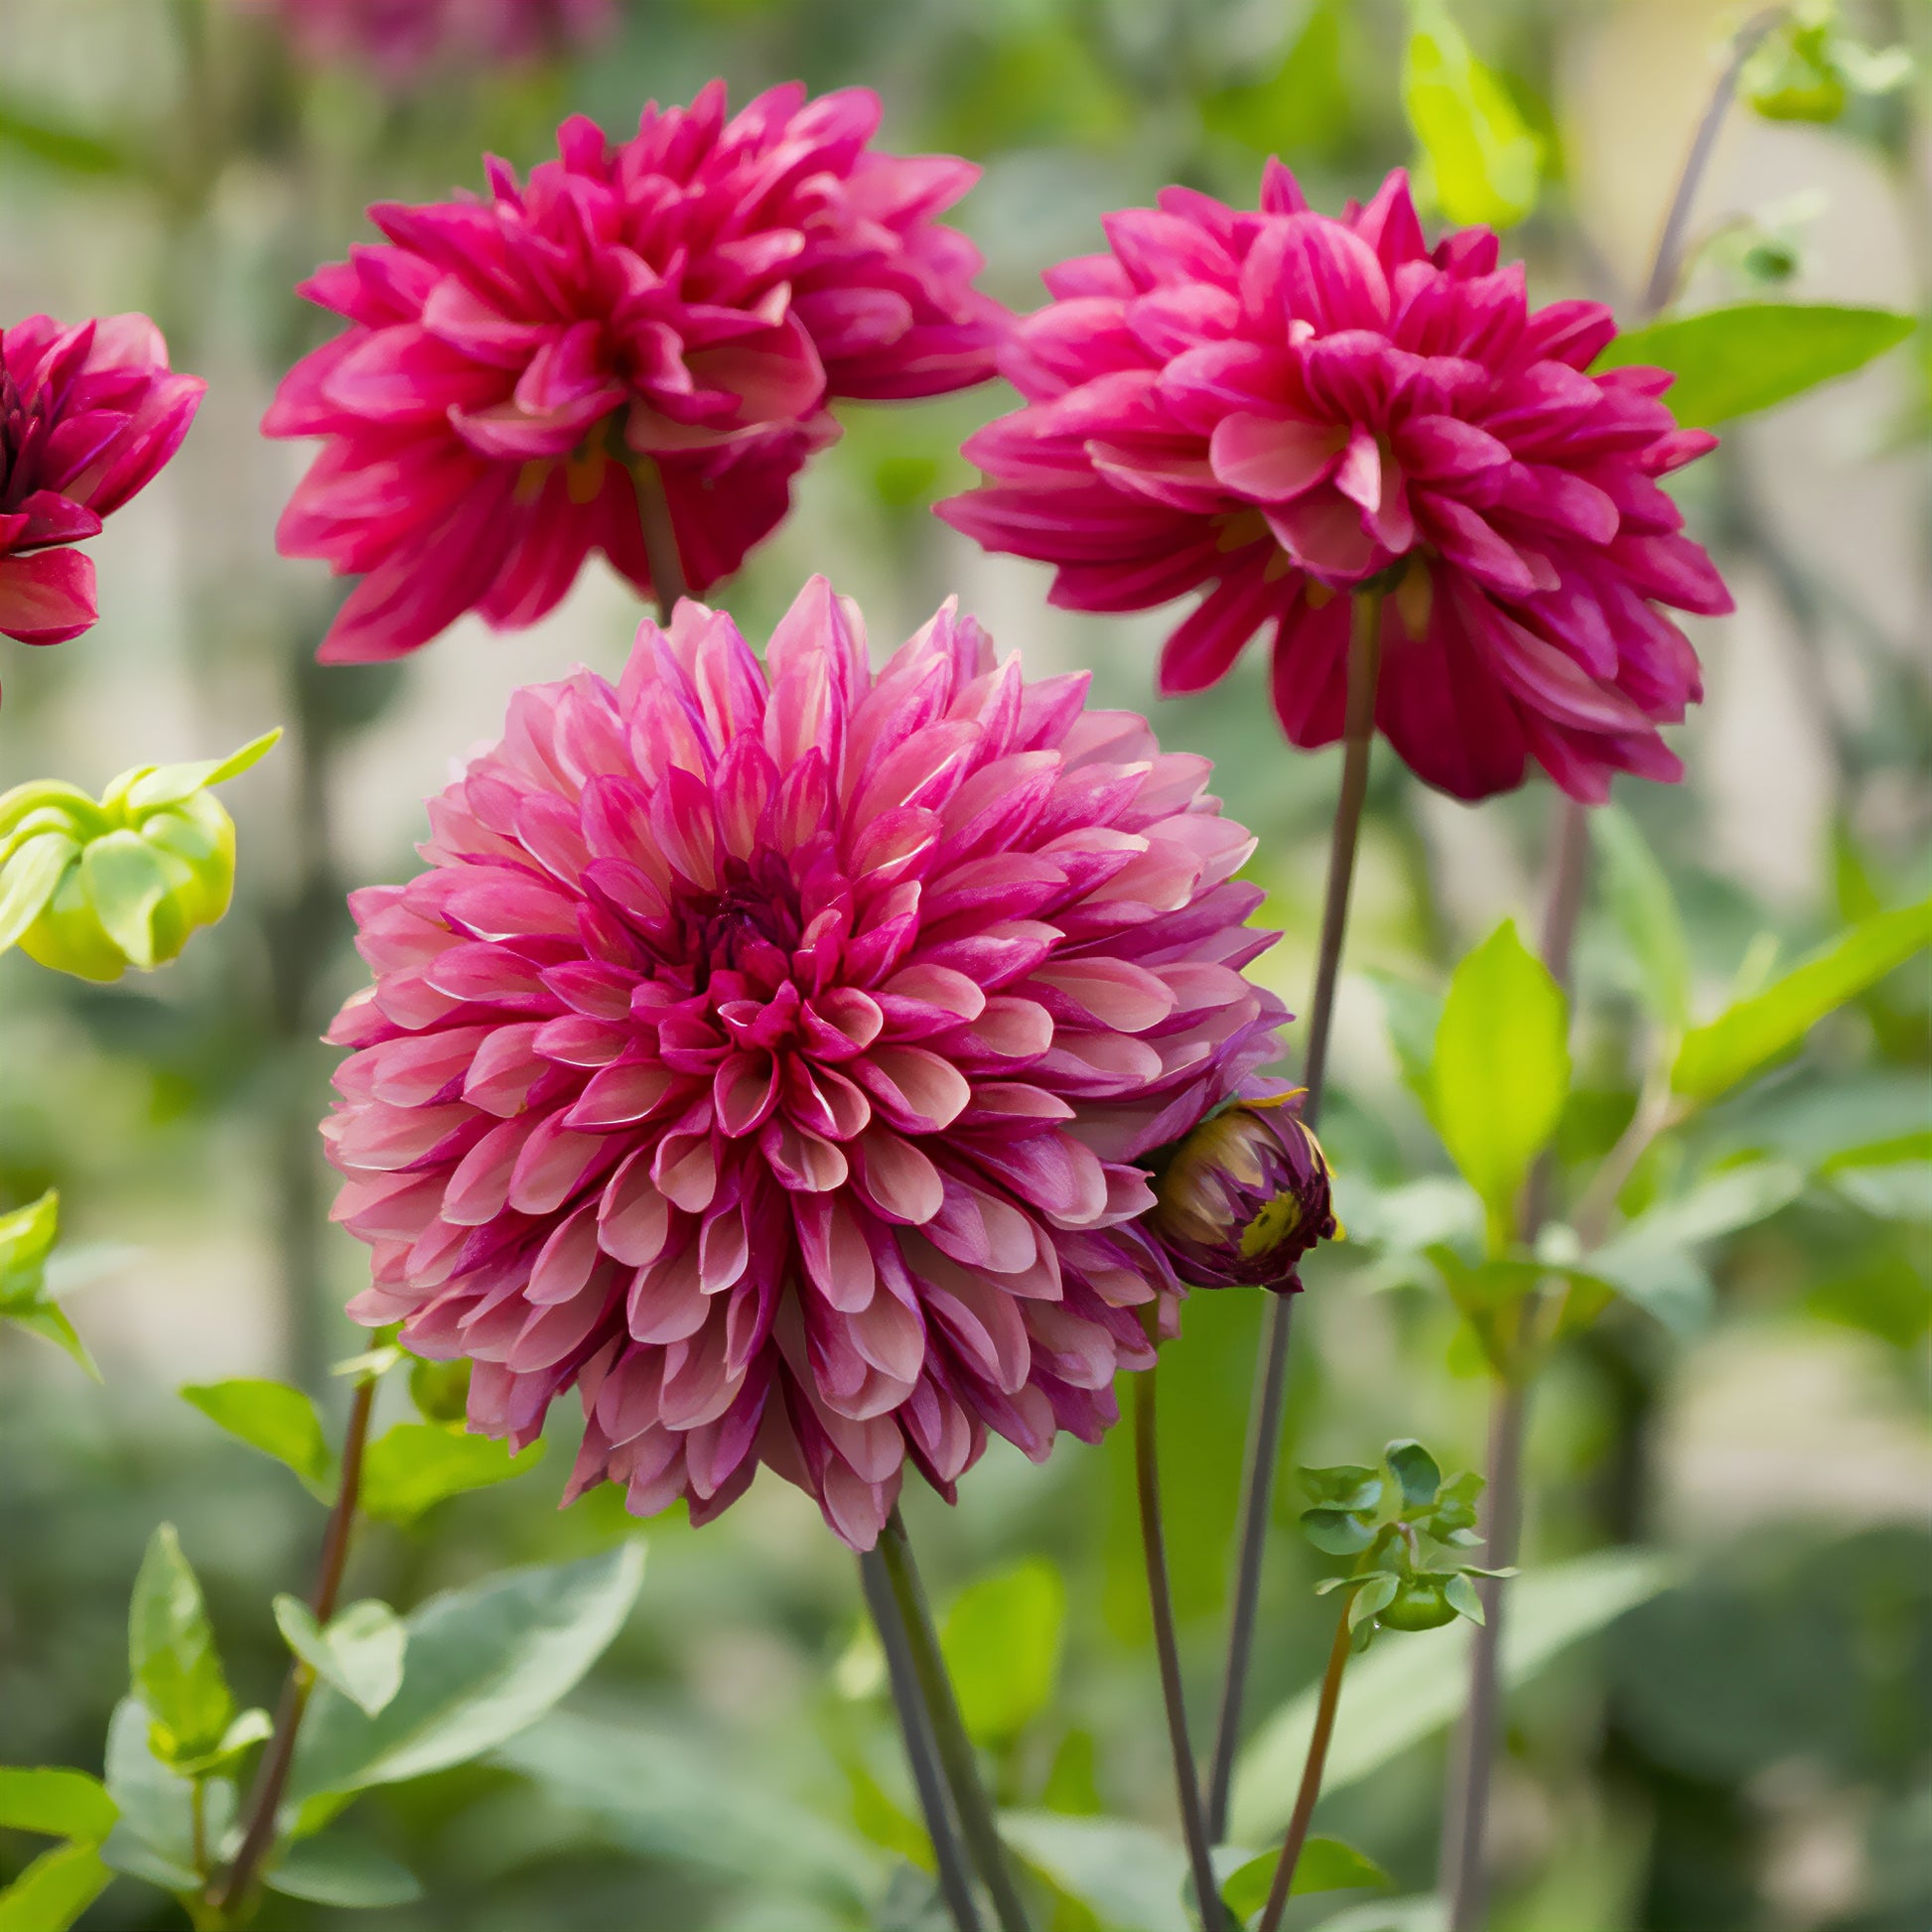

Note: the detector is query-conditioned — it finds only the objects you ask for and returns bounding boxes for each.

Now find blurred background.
[0,1,1926,1927]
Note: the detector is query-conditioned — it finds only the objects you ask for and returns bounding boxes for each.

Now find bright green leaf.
[1591,806,1691,1032]
[0,1304,99,1380]
[1430,922,1571,1247]
[289,1543,644,1801]
[1230,1550,1676,1842]
[275,1597,407,1719]
[128,1526,233,1765]
[358,1421,545,1526]
[1383,1440,1441,1508]
[0,1842,111,1932]
[264,1835,423,1908]
[0,1768,116,1844]
[1672,897,1932,1103]
[941,1559,1065,1745]
[0,1191,58,1303]
[1222,1835,1393,1918]
[1402,0,1541,228]
[180,1379,336,1502]
[0,833,75,951]
[1595,304,1917,428]
[122,730,282,812]
[839,1753,932,1872]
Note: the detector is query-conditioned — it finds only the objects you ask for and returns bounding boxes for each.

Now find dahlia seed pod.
[0,730,280,982]
[1149,1093,1337,1293]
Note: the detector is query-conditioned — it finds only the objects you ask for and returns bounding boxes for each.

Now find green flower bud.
[1377,1577,1459,1631]
[0,731,279,982]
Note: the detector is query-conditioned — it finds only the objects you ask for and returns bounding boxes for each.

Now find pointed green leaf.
[1672,897,1932,1104]
[357,1421,545,1525]
[1350,1574,1401,1631]
[0,1190,58,1302]
[1445,1573,1485,1625]
[1591,806,1691,1031]
[1430,921,1571,1246]
[1383,1440,1442,1508]
[99,1701,226,1889]
[0,1768,116,1844]
[1402,0,1542,228]
[128,1525,233,1764]
[1222,1835,1394,1918]
[77,831,168,969]
[0,833,75,951]
[264,1835,423,1907]
[289,1543,644,1801]
[0,1842,111,1932]
[275,1597,406,1718]
[1,1304,100,1379]
[122,729,282,812]
[180,1378,336,1502]
[940,1559,1065,1744]
[1594,303,1916,427]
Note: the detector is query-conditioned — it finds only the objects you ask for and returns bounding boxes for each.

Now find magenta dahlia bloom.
[0,314,204,668]
[252,0,612,78]
[268,85,1006,664]
[323,578,1284,1548]
[937,165,1733,803]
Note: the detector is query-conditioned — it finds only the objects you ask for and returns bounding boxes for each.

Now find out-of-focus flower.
[268,86,1006,665]
[0,732,280,982]
[938,164,1733,804]
[1149,1093,1335,1293]
[0,315,205,677]
[323,578,1284,1549]
[248,0,613,79]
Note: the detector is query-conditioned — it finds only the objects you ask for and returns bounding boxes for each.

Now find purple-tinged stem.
[1255,1597,1355,1932]
[1206,590,1384,1841]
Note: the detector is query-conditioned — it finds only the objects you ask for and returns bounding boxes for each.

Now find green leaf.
[0,1191,59,1303]
[1672,897,1932,1103]
[1429,922,1571,1246]
[1590,806,1691,1032]
[1300,1465,1385,1512]
[77,831,169,969]
[1302,1508,1377,1557]
[1202,1,1349,156]
[838,1752,932,1871]
[0,833,75,951]
[1368,972,1444,1107]
[1383,1441,1441,1508]
[128,1526,233,1765]
[180,1379,336,1502]
[1402,0,1542,228]
[289,1543,644,1801]
[358,1421,546,1526]
[0,95,137,176]
[940,1559,1065,1745]
[0,1768,116,1844]
[122,730,282,812]
[275,1597,407,1718]
[1222,1836,1393,1918]
[264,1835,423,1907]
[1595,304,1917,427]
[999,1813,1190,1932]
[0,1842,111,1932]
[1445,1574,1485,1624]
[99,1701,228,1890]
[1350,1575,1400,1631]
[1230,1550,1677,1842]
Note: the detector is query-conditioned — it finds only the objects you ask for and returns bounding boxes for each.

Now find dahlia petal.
[1208,410,1342,502]
[0,549,97,645]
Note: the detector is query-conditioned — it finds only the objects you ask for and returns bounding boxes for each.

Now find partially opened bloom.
[1,315,204,675]
[251,0,613,78]
[269,86,1006,664]
[324,578,1284,1548]
[938,164,1733,803]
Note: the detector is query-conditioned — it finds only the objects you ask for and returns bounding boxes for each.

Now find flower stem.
[1135,1360,1228,1932]
[1206,589,1384,1841]
[633,457,689,623]
[207,1374,376,1919]
[858,1547,985,1932]
[875,1509,1033,1932]
[1255,1596,1355,1932]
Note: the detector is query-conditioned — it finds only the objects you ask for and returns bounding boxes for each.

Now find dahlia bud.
[1149,1094,1337,1293]
[0,731,279,982]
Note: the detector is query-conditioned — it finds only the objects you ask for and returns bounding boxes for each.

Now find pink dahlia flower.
[937,165,1733,803]
[251,0,612,78]
[324,578,1284,1549]
[0,314,204,669]
[268,85,1006,664]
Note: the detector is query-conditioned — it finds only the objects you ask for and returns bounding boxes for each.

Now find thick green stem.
[1135,1360,1227,1931]
[1255,1597,1355,1932]
[207,1375,376,1919]
[875,1510,1033,1932]
[1206,590,1384,1840]
[858,1548,984,1932]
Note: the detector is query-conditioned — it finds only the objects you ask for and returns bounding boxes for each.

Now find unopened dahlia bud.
[0,730,279,981]
[1150,1094,1336,1293]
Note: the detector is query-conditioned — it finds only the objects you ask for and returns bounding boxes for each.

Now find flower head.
[937,164,1733,803]
[268,85,1006,664]
[251,0,613,78]
[324,578,1284,1548]
[1149,1093,1334,1293]
[0,315,205,675]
